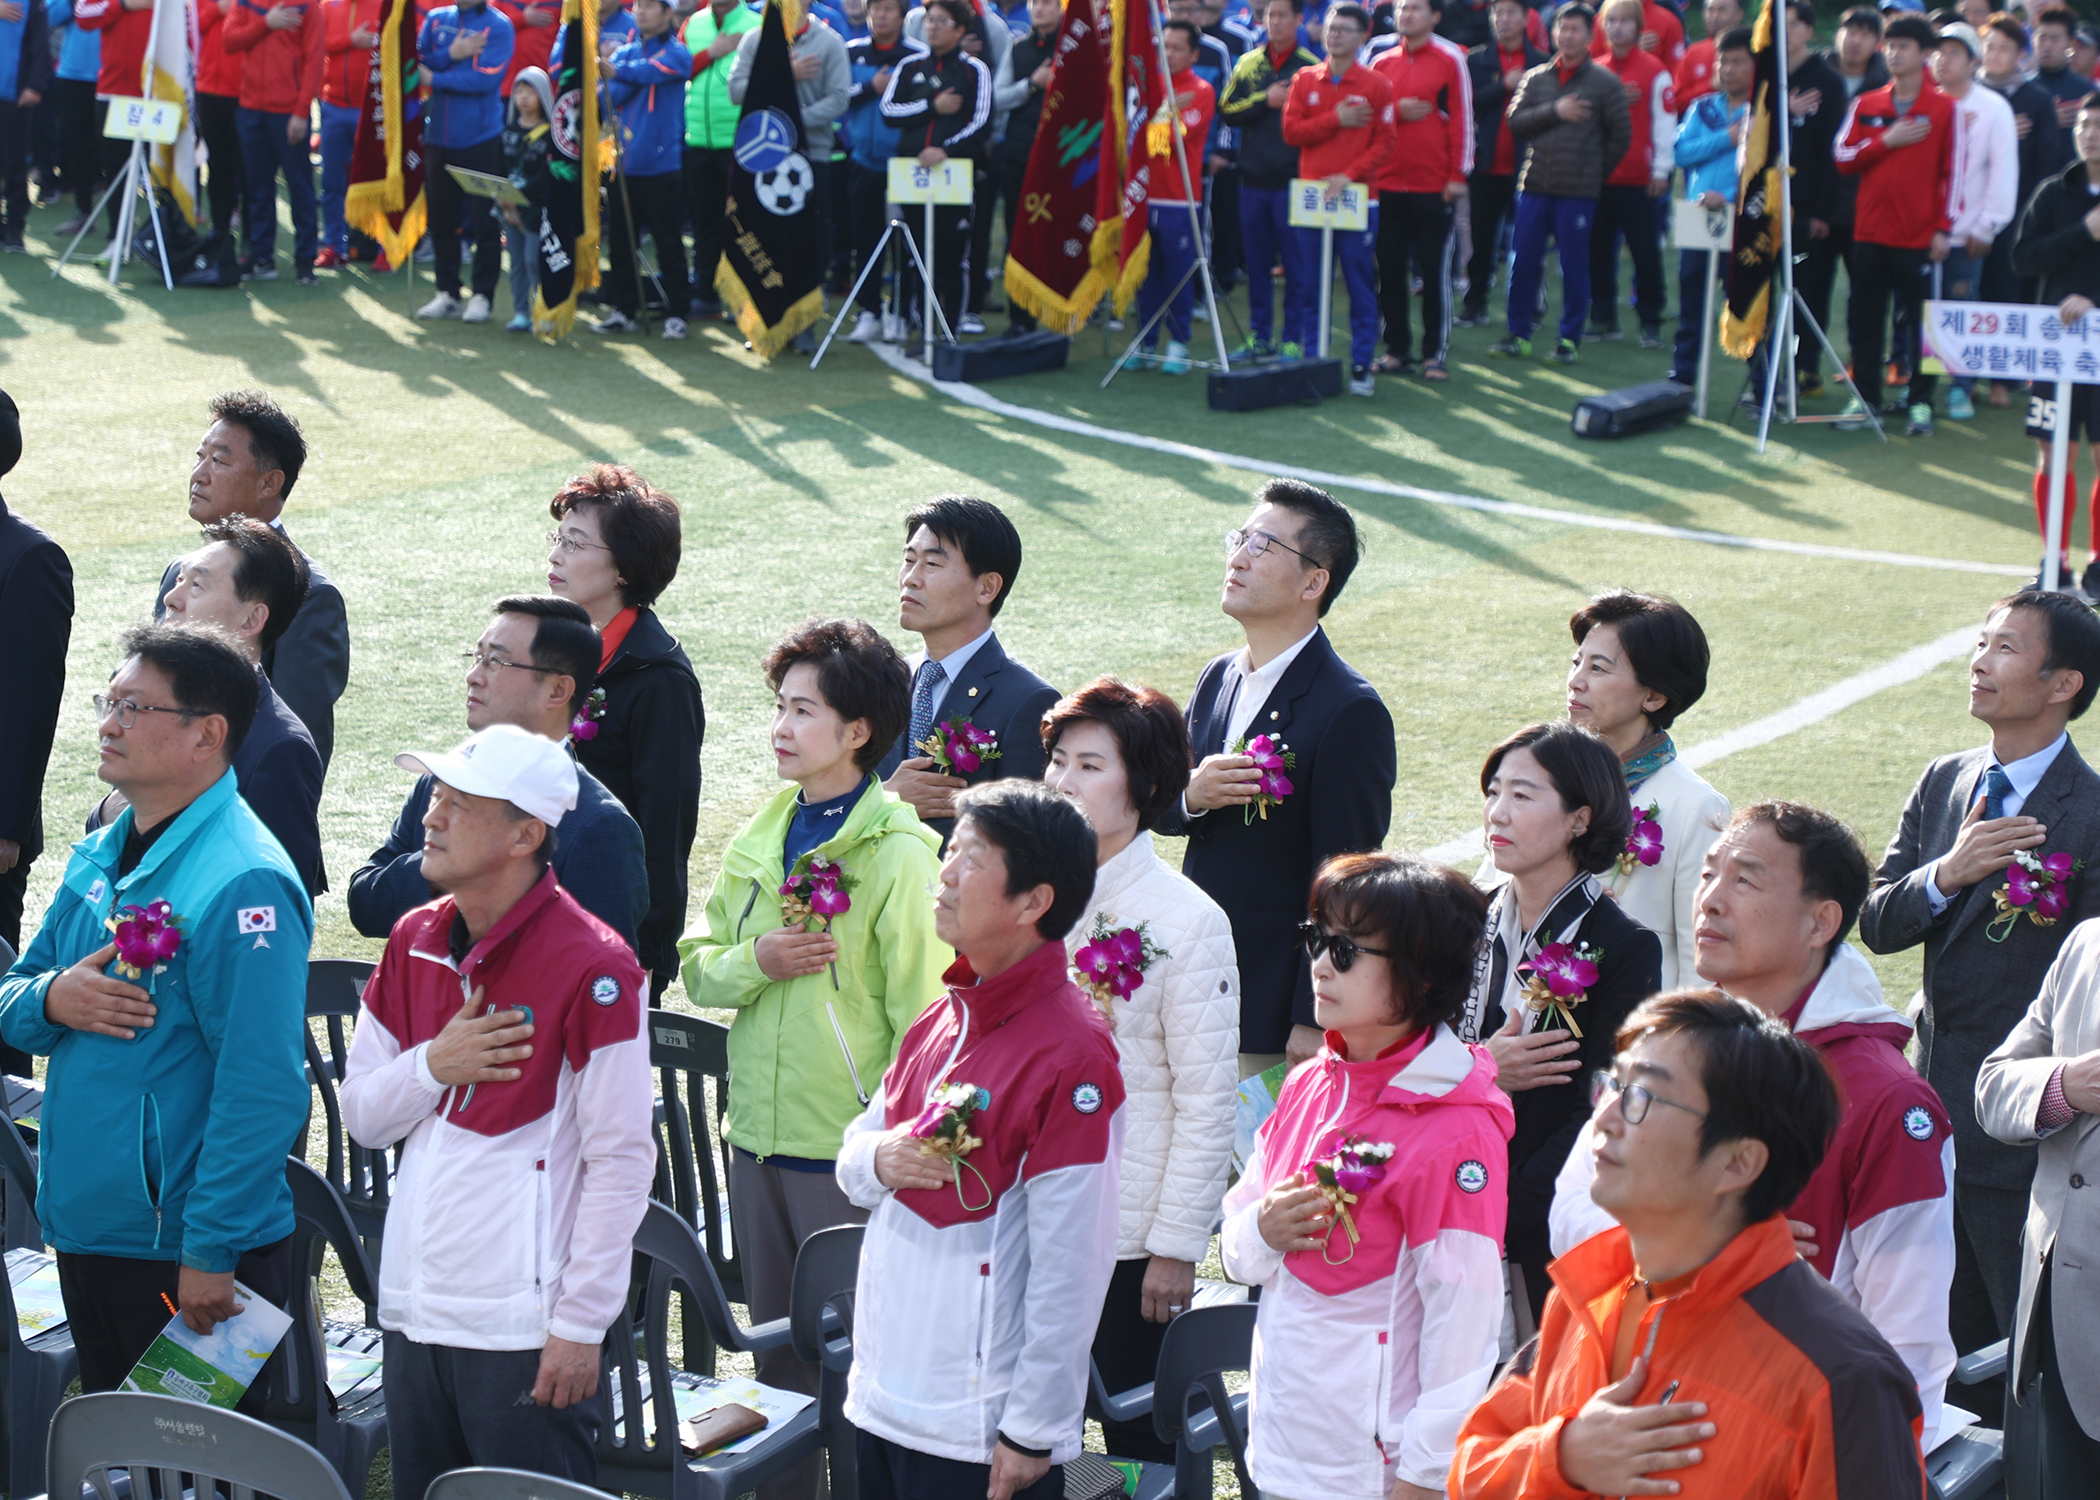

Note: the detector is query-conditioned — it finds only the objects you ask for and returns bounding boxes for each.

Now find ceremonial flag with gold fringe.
[1098,0,1162,316]
[717,0,824,358]
[143,0,198,225]
[343,0,427,266]
[534,0,603,338]
[1003,0,1113,333]
[1718,0,1779,358]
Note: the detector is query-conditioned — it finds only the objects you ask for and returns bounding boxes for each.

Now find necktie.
[1214,672,1243,755]
[1984,765,2015,821]
[909,659,946,756]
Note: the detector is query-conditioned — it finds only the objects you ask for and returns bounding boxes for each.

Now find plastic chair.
[786,1224,863,1500]
[1928,1338,2008,1500]
[262,1157,390,1499]
[1103,1302,1254,1500]
[426,1465,614,1500]
[596,1202,815,1500]
[303,958,393,1269]
[0,1113,76,1499]
[46,1390,356,1500]
[646,1010,742,1305]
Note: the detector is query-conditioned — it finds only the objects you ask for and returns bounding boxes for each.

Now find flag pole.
[1149,0,1230,371]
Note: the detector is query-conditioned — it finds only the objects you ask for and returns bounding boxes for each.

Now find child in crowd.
[1220,851,1511,1500]
[501,65,554,331]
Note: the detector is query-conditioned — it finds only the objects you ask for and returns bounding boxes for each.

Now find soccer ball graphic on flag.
[755,153,813,217]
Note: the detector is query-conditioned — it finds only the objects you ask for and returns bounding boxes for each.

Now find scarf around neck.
[1621,731,1676,797]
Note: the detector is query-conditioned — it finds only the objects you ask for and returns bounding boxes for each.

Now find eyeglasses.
[545,529,610,559]
[460,649,554,676]
[1590,1070,1710,1126]
[92,695,200,730]
[1225,528,1316,565]
[1299,921,1392,972]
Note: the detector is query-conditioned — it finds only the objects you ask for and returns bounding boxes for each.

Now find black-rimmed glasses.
[1299,921,1393,972]
[1225,528,1317,565]
[1590,1070,1710,1126]
[92,695,200,730]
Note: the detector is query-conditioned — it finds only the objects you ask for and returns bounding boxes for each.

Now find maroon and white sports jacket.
[838,942,1125,1465]
[341,869,656,1351]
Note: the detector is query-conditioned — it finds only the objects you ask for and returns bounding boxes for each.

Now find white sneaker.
[848,310,882,344]
[461,293,492,324]
[959,313,986,334]
[416,291,463,320]
[589,309,638,334]
[880,310,905,343]
[661,316,688,341]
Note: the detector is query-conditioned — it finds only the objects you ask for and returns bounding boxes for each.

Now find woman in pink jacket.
[1220,851,1513,1500]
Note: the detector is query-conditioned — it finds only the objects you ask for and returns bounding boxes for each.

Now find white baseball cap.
[395,724,579,826]
[1936,20,1981,57]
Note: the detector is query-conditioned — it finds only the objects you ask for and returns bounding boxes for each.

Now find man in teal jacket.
[0,622,312,1406]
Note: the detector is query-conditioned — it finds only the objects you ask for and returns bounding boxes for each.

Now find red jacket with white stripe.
[75,0,151,98]
[1153,67,1217,207]
[1282,58,1398,197]
[1371,33,1473,194]
[198,0,243,97]
[1674,35,1714,110]
[223,0,327,118]
[1588,1,1684,70]
[838,942,1125,1466]
[1220,1025,1514,1499]
[1597,42,1674,186]
[340,869,656,1351]
[1551,943,1958,1454]
[1835,79,1959,250]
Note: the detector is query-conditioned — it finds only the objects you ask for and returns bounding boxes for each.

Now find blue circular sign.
[733,108,799,174]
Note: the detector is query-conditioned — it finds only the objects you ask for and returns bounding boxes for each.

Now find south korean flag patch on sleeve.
[238,907,276,934]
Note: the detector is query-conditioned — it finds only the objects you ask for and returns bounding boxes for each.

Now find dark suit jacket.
[0,496,73,866]
[572,607,704,983]
[1157,628,1396,1054]
[348,762,648,953]
[237,674,326,898]
[875,631,1060,847]
[1859,739,2100,1191]
[1478,885,1661,1317]
[154,520,349,769]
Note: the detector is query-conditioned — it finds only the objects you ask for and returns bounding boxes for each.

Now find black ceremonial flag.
[716,0,825,358]
[534,0,602,339]
[1719,0,1779,358]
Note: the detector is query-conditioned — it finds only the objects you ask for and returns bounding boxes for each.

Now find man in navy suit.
[877,495,1061,847]
[1159,479,1395,1071]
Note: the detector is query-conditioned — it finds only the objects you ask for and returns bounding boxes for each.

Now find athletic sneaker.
[1279,340,1305,359]
[1638,325,1662,350]
[416,290,462,319]
[54,212,89,238]
[1161,340,1191,375]
[1232,335,1274,362]
[959,313,986,334]
[1349,365,1375,396]
[1551,338,1579,364]
[1907,402,1934,437]
[462,294,492,324]
[589,308,638,334]
[1798,372,1826,399]
[1834,398,1871,430]
[1946,387,1975,421]
[1589,324,1623,342]
[314,247,343,270]
[506,312,532,332]
[247,262,279,283]
[881,311,906,342]
[1488,335,1530,357]
[2032,555,2076,591]
[295,267,317,287]
[661,316,688,341]
[1454,310,1488,328]
[848,310,882,344]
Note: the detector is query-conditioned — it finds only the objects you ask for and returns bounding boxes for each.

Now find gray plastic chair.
[45,1391,355,1500]
[0,1113,76,1499]
[1928,1339,2008,1500]
[1086,1302,1256,1500]
[786,1224,862,1500]
[427,1466,615,1500]
[302,959,391,1269]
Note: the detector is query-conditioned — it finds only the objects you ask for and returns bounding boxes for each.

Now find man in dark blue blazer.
[348,596,649,953]
[152,392,350,770]
[1158,479,1396,1070]
[876,495,1061,847]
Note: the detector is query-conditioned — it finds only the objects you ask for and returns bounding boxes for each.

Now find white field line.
[1420,625,1979,864]
[871,345,2028,578]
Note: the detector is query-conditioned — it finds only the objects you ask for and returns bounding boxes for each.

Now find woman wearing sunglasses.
[1463,720,1663,1323]
[543,464,706,1000]
[1218,852,1512,1500]
[1041,677,1240,1465]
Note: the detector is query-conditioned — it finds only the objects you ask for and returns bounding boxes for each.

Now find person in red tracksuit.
[318,0,379,267]
[1587,0,1682,72]
[224,0,326,283]
[1672,0,1740,110]
[1370,0,1470,379]
[1834,11,1956,437]
[494,0,558,90]
[1587,0,1673,346]
[73,0,151,238]
[1282,1,1396,393]
[197,0,249,251]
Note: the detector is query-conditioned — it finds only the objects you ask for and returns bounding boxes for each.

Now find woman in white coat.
[1043,676,1240,1464]
[1564,590,1731,990]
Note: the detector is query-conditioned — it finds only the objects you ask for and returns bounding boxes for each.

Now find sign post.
[54,95,184,290]
[1673,198,1731,420]
[1289,177,1366,362]
[886,158,972,361]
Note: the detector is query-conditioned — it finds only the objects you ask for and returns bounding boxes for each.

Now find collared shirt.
[1923,731,2069,914]
[1183,626,1320,821]
[907,624,995,725]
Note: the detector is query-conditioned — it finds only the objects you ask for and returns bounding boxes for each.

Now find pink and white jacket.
[1551,941,1958,1452]
[341,871,657,1352]
[838,942,1126,1466]
[1219,1024,1514,1498]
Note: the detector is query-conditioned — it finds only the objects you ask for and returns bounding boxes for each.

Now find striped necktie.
[909,659,947,755]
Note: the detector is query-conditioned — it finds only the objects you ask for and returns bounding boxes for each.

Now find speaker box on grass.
[930,331,1072,382]
[1571,379,1695,438]
[1208,357,1344,411]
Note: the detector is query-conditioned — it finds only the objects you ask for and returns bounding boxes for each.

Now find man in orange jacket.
[224,0,327,282]
[1450,990,1929,1499]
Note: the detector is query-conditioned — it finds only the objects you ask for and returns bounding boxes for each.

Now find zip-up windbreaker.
[881,45,993,161]
[223,0,326,118]
[417,0,515,149]
[838,943,1126,1465]
[1551,942,1957,1453]
[1282,58,1398,195]
[1371,32,1473,194]
[1219,41,1319,190]
[340,868,654,1351]
[0,769,313,1273]
[845,33,928,170]
[682,0,761,148]
[1452,1215,1928,1498]
[1219,1024,1514,1498]
[1596,42,1673,186]
[1835,78,1958,250]
[679,778,946,1161]
[606,29,692,177]
[75,0,149,97]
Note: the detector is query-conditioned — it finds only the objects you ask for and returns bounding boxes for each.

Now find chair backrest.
[647,1009,741,1302]
[47,1391,356,1500]
[787,1225,861,1370]
[1151,1302,1258,1500]
[426,1465,614,1500]
[0,1110,42,1253]
[303,959,393,1250]
[263,1157,382,1437]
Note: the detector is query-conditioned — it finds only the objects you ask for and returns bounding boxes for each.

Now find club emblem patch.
[590,975,621,1006]
[238,906,276,934]
[1455,1159,1489,1194]
[1903,1105,1935,1141]
[85,879,106,905]
[1071,1082,1102,1114]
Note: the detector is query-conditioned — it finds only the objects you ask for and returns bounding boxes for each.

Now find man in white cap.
[340,723,655,1500]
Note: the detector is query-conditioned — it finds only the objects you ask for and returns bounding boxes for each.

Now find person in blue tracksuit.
[1669,29,1750,389]
[592,0,692,336]
[0,622,312,1411]
[417,0,516,320]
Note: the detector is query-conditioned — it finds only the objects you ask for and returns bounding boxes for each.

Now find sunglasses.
[1299,921,1393,972]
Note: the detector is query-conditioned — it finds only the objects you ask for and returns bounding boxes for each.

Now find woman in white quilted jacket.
[1043,676,1241,1465]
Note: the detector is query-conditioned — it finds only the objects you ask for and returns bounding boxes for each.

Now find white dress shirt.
[1185,627,1320,820]
[906,625,995,726]
[1923,731,2068,915]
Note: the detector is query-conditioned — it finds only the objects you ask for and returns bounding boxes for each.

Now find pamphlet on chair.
[119,1282,291,1408]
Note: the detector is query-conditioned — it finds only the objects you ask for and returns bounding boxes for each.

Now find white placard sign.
[103,96,184,144]
[887,159,974,205]
[1672,198,1731,252]
[1287,178,1368,231]
[1924,300,2100,383]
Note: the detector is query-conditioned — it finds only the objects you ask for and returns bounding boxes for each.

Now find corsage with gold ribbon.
[1515,941,1601,1038]
[1307,1136,1395,1265]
